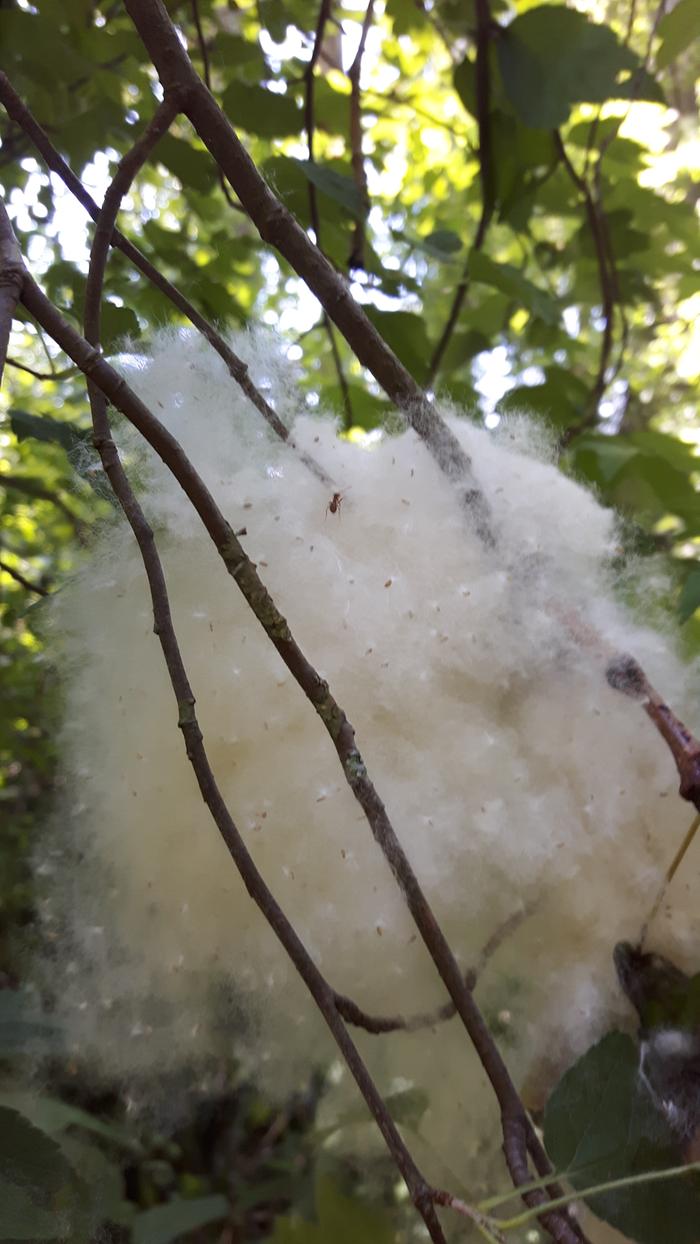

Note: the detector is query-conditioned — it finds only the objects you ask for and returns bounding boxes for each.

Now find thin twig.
[0,72,331,488]
[190,0,211,89]
[0,557,49,595]
[6,356,78,381]
[304,0,332,247]
[303,0,354,430]
[432,1189,507,1244]
[13,223,584,1244]
[335,905,531,1035]
[348,0,374,271]
[0,472,88,538]
[189,0,245,215]
[555,132,616,449]
[122,0,494,542]
[427,0,495,386]
[82,131,450,1244]
[640,812,700,948]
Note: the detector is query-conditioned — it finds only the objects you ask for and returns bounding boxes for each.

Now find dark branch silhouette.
[427,0,496,386]
[1,183,585,1242]
[348,0,374,271]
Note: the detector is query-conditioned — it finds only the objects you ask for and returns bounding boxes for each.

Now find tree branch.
[0,72,331,488]
[0,556,49,596]
[76,103,449,1244]
[336,906,531,1035]
[0,472,88,538]
[6,356,79,381]
[7,201,583,1242]
[427,0,495,386]
[348,0,374,271]
[122,0,494,543]
[303,1,354,431]
[554,132,617,449]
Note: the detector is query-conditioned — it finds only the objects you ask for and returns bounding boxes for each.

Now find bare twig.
[303,0,354,430]
[348,0,374,271]
[82,124,450,1244]
[9,212,583,1244]
[606,654,700,811]
[0,472,88,538]
[427,0,495,386]
[0,557,49,595]
[640,812,700,948]
[122,0,494,543]
[304,0,332,247]
[0,73,331,488]
[6,356,78,381]
[335,906,531,1035]
[188,0,246,215]
[190,0,211,89]
[432,1189,507,1244]
[554,132,616,449]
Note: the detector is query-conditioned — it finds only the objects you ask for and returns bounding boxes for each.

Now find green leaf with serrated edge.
[498,6,649,128]
[543,1031,700,1244]
[133,1195,230,1244]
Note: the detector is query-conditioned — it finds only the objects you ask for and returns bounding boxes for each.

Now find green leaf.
[0,1105,86,1241]
[497,370,587,429]
[0,1090,136,1151]
[0,1175,65,1241]
[679,567,700,624]
[422,229,463,257]
[9,409,91,453]
[468,252,559,325]
[657,0,700,69]
[292,160,366,219]
[100,300,141,350]
[543,1031,700,1244]
[222,81,301,138]
[59,1134,129,1225]
[156,135,215,195]
[133,1196,230,1244]
[320,383,390,431]
[270,1176,396,1244]
[498,6,645,128]
[569,436,640,488]
[364,308,431,384]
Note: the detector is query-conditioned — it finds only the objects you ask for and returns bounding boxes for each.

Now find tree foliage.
[0,0,699,1240]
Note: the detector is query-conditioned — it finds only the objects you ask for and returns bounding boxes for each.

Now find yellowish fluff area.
[40,330,700,1186]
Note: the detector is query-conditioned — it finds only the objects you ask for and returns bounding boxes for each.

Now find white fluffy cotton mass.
[39,329,700,1185]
